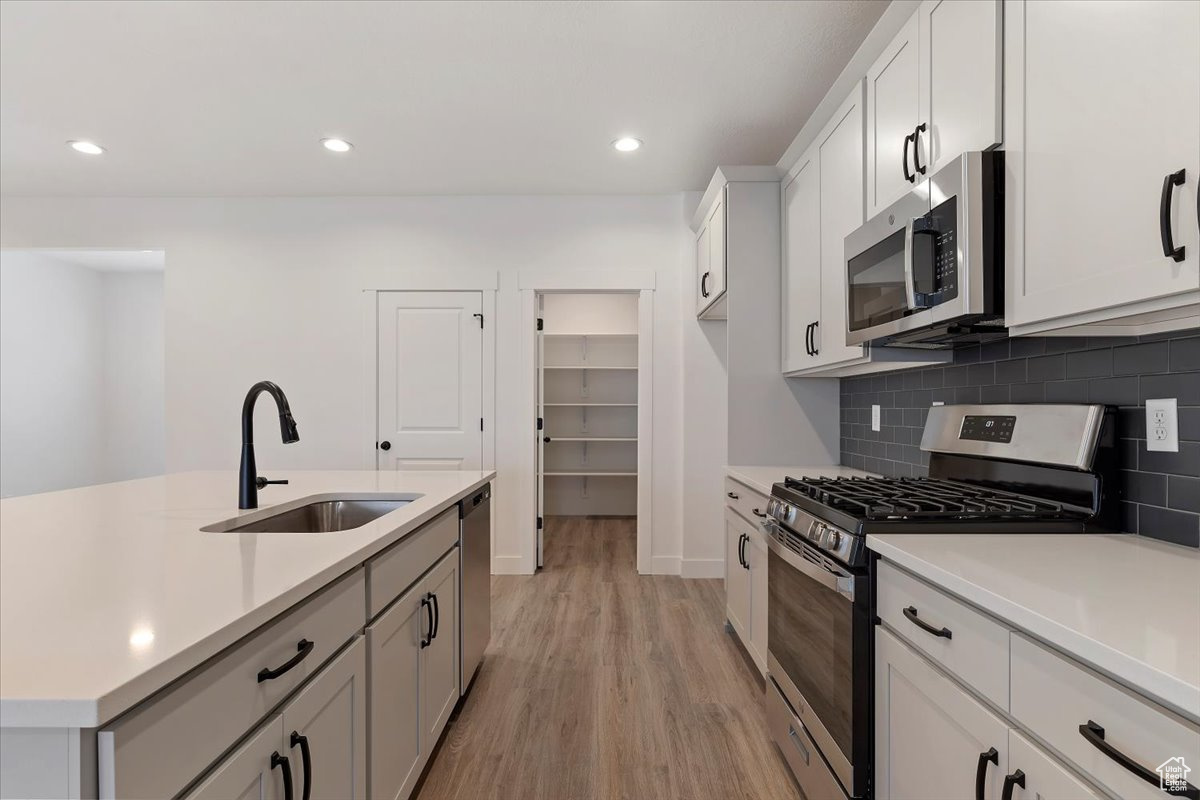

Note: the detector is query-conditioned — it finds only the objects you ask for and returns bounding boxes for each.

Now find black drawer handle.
[727,491,740,500]
[751,508,767,518]
[903,606,952,639]
[1080,720,1199,798]
[1161,169,1186,262]
[701,271,711,298]
[290,732,312,800]
[736,533,746,569]
[1000,769,1024,800]
[258,639,314,682]
[271,751,295,800]
[420,595,433,649]
[976,747,998,800]
[430,592,440,640]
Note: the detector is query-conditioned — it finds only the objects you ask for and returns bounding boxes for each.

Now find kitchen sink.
[203,494,421,533]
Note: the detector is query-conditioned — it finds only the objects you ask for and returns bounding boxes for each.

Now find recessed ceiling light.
[321,138,353,153]
[612,137,642,153]
[68,140,105,155]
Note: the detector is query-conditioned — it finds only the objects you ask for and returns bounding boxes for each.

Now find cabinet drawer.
[367,506,459,619]
[98,568,366,800]
[1011,633,1200,800]
[876,560,1010,708]
[723,477,769,528]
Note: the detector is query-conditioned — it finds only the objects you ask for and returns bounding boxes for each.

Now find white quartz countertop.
[725,464,875,496]
[867,533,1200,721]
[0,469,494,729]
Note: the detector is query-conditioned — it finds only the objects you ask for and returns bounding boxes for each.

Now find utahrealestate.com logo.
[1157,756,1192,795]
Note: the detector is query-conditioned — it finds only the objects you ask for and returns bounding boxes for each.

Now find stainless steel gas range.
[762,404,1120,799]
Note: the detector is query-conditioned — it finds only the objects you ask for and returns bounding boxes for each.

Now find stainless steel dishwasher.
[459,484,491,695]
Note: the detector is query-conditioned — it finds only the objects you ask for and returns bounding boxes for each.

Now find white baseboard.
[681,558,725,579]
[491,555,532,575]
[648,555,681,575]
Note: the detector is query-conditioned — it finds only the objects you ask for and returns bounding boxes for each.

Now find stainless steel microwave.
[844,151,1005,348]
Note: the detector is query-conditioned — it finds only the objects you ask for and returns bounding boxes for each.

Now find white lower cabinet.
[724,506,767,675]
[1006,729,1105,800]
[875,627,1009,799]
[368,547,460,800]
[184,639,368,800]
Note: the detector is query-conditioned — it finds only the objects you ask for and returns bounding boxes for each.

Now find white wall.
[0,252,165,497]
[541,292,639,334]
[0,196,690,573]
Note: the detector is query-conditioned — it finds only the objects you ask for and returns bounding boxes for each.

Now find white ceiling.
[18,250,166,272]
[0,0,886,197]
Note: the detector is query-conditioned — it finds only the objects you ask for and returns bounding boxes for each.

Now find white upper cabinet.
[781,150,822,374]
[1005,0,1200,336]
[866,1,1002,219]
[696,191,728,319]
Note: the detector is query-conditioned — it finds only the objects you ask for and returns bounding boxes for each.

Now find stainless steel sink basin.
[203,494,421,533]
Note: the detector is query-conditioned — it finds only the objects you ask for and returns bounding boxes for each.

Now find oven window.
[768,549,855,762]
[846,227,911,332]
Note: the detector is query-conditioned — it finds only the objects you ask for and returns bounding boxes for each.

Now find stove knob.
[825,528,842,550]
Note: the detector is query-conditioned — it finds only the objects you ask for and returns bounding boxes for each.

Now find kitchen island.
[0,469,494,799]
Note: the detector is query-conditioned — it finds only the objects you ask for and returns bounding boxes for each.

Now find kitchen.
[0,1,1197,799]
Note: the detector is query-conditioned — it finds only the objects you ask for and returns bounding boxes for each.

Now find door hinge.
[473,312,484,328]
[537,516,543,529]
[536,317,544,331]
[536,417,543,430]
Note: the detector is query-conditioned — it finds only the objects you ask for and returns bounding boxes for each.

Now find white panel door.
[876,627,1010,800]
[816,83,870,368]
[918,0,1002,175]
[536,297,545,569]
[279,637,367,800]
[182,717,284,800]
[1007,0,1200,327]
[377,291,483,470]
[866,12,921,217]
[781,151,822,373]
[1007,730,1105,800]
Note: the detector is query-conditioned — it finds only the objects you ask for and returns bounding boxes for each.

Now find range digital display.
[959,414,1016,443]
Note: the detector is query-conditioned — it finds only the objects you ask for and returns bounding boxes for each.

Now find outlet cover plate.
[871,404,881,432]
[1146,398,1179,452]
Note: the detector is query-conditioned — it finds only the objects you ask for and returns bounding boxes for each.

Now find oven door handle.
[765,528,854,602]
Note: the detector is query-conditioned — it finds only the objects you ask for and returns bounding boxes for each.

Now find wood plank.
[416,517,800,800]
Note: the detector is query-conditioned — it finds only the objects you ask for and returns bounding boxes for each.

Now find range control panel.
[959,414,1016,443]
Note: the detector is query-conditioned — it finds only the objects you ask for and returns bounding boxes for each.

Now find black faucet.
[239,381,300,509]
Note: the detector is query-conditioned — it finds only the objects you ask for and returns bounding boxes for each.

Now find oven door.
[766,528,869,797]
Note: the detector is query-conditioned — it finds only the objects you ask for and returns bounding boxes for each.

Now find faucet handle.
[256,477,289,490]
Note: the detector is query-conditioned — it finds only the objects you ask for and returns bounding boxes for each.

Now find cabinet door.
[918,0,1001,175]
[280,637,367,800]
[706,195,727,304]
[866,12,921,217]
[816,83,870,368]
[1006,0,1200,328]
[1007,729,1106,800]
[723,508,752,643]
[782,152,822,373]
[876,627,1010,800]
[366,583,426,800]
[182,716,285,800]
[422,550,460,746]
[746,525,768,675]
[695,220,711,315]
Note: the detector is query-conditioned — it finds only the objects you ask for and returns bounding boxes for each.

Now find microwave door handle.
[903,216,918,310]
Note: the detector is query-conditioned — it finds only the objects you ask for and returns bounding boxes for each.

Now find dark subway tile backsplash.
[839,330,1200,548]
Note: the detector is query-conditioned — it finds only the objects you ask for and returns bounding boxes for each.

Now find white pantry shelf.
[543,402,636,407]
[543,471,637,477]
[543,332,637,338]
[543,365,636,371]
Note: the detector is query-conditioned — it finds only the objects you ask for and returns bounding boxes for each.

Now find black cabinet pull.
[736,533,745,568]
[701,271,711,298]
[430,592,440,640]
[1160,169,1186,262]
[976,747,998,800]
[727,491,740,500]
[1079,720,1199,798]
[257,639,314,682]
[903,131,915,183]
[913,123,928,175]
[811,321,819,355]
[271,752,295,800]
[290,732,312,800]
[419,595,433,648]
[804,322,813,356]
[903,606,952,639]
[1000,769,1025,800]
[751,508,767,518]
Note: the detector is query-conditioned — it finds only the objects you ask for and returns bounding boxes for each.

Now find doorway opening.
[535,292,641,571]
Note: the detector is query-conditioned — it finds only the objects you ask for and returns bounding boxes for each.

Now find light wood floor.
[416,516,801,800]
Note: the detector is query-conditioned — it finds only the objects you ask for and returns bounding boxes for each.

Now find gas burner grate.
[781,475,1086,522]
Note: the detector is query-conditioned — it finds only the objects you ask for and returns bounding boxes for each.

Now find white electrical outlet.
[871,404,881,432]
[932,401,945,407]
[1145,398,1179,452]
